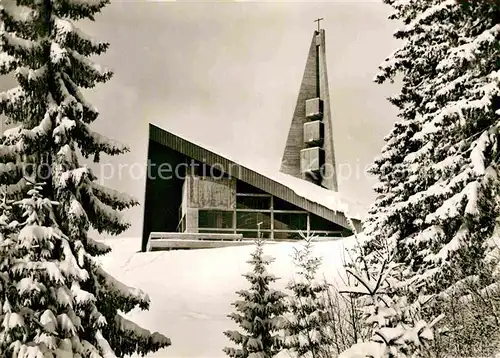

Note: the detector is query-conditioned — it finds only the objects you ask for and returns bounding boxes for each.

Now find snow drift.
[98,236,355,358]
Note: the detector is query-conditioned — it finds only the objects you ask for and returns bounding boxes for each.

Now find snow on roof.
[152,124,368,222]
[257,169,367,221]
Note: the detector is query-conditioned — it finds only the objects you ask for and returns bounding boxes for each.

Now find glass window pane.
[236,212,271,230]
[273,197,303,211]
[236,180,266,194]
[309,213,342,231]
[198,210,233,229]
[236,196,271,210]
[274,213,307,231]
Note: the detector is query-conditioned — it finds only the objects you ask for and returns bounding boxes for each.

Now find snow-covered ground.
[98,237,355,358]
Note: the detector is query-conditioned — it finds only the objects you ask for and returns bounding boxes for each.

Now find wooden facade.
[184,176,236,210]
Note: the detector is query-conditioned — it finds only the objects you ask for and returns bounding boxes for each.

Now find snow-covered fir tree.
[363,0,500,316]
[0,0,171,356]
[282,235,332,358]
[223,238,287,358]
[339,243,442,358]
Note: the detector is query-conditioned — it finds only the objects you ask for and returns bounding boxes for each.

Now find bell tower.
[280,23,338,191]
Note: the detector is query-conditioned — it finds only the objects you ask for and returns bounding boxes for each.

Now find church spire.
[279,24,338,191]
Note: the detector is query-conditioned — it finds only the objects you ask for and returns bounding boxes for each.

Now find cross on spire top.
[314,17,324,32]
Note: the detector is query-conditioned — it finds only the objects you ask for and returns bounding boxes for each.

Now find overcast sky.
[1,0,401,239]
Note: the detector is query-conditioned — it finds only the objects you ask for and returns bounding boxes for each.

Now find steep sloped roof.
[149,123,366,232]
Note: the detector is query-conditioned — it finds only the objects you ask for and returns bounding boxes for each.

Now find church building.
[141,26,363,251]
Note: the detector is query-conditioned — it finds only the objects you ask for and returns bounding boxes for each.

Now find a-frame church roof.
[148,123,364,233]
